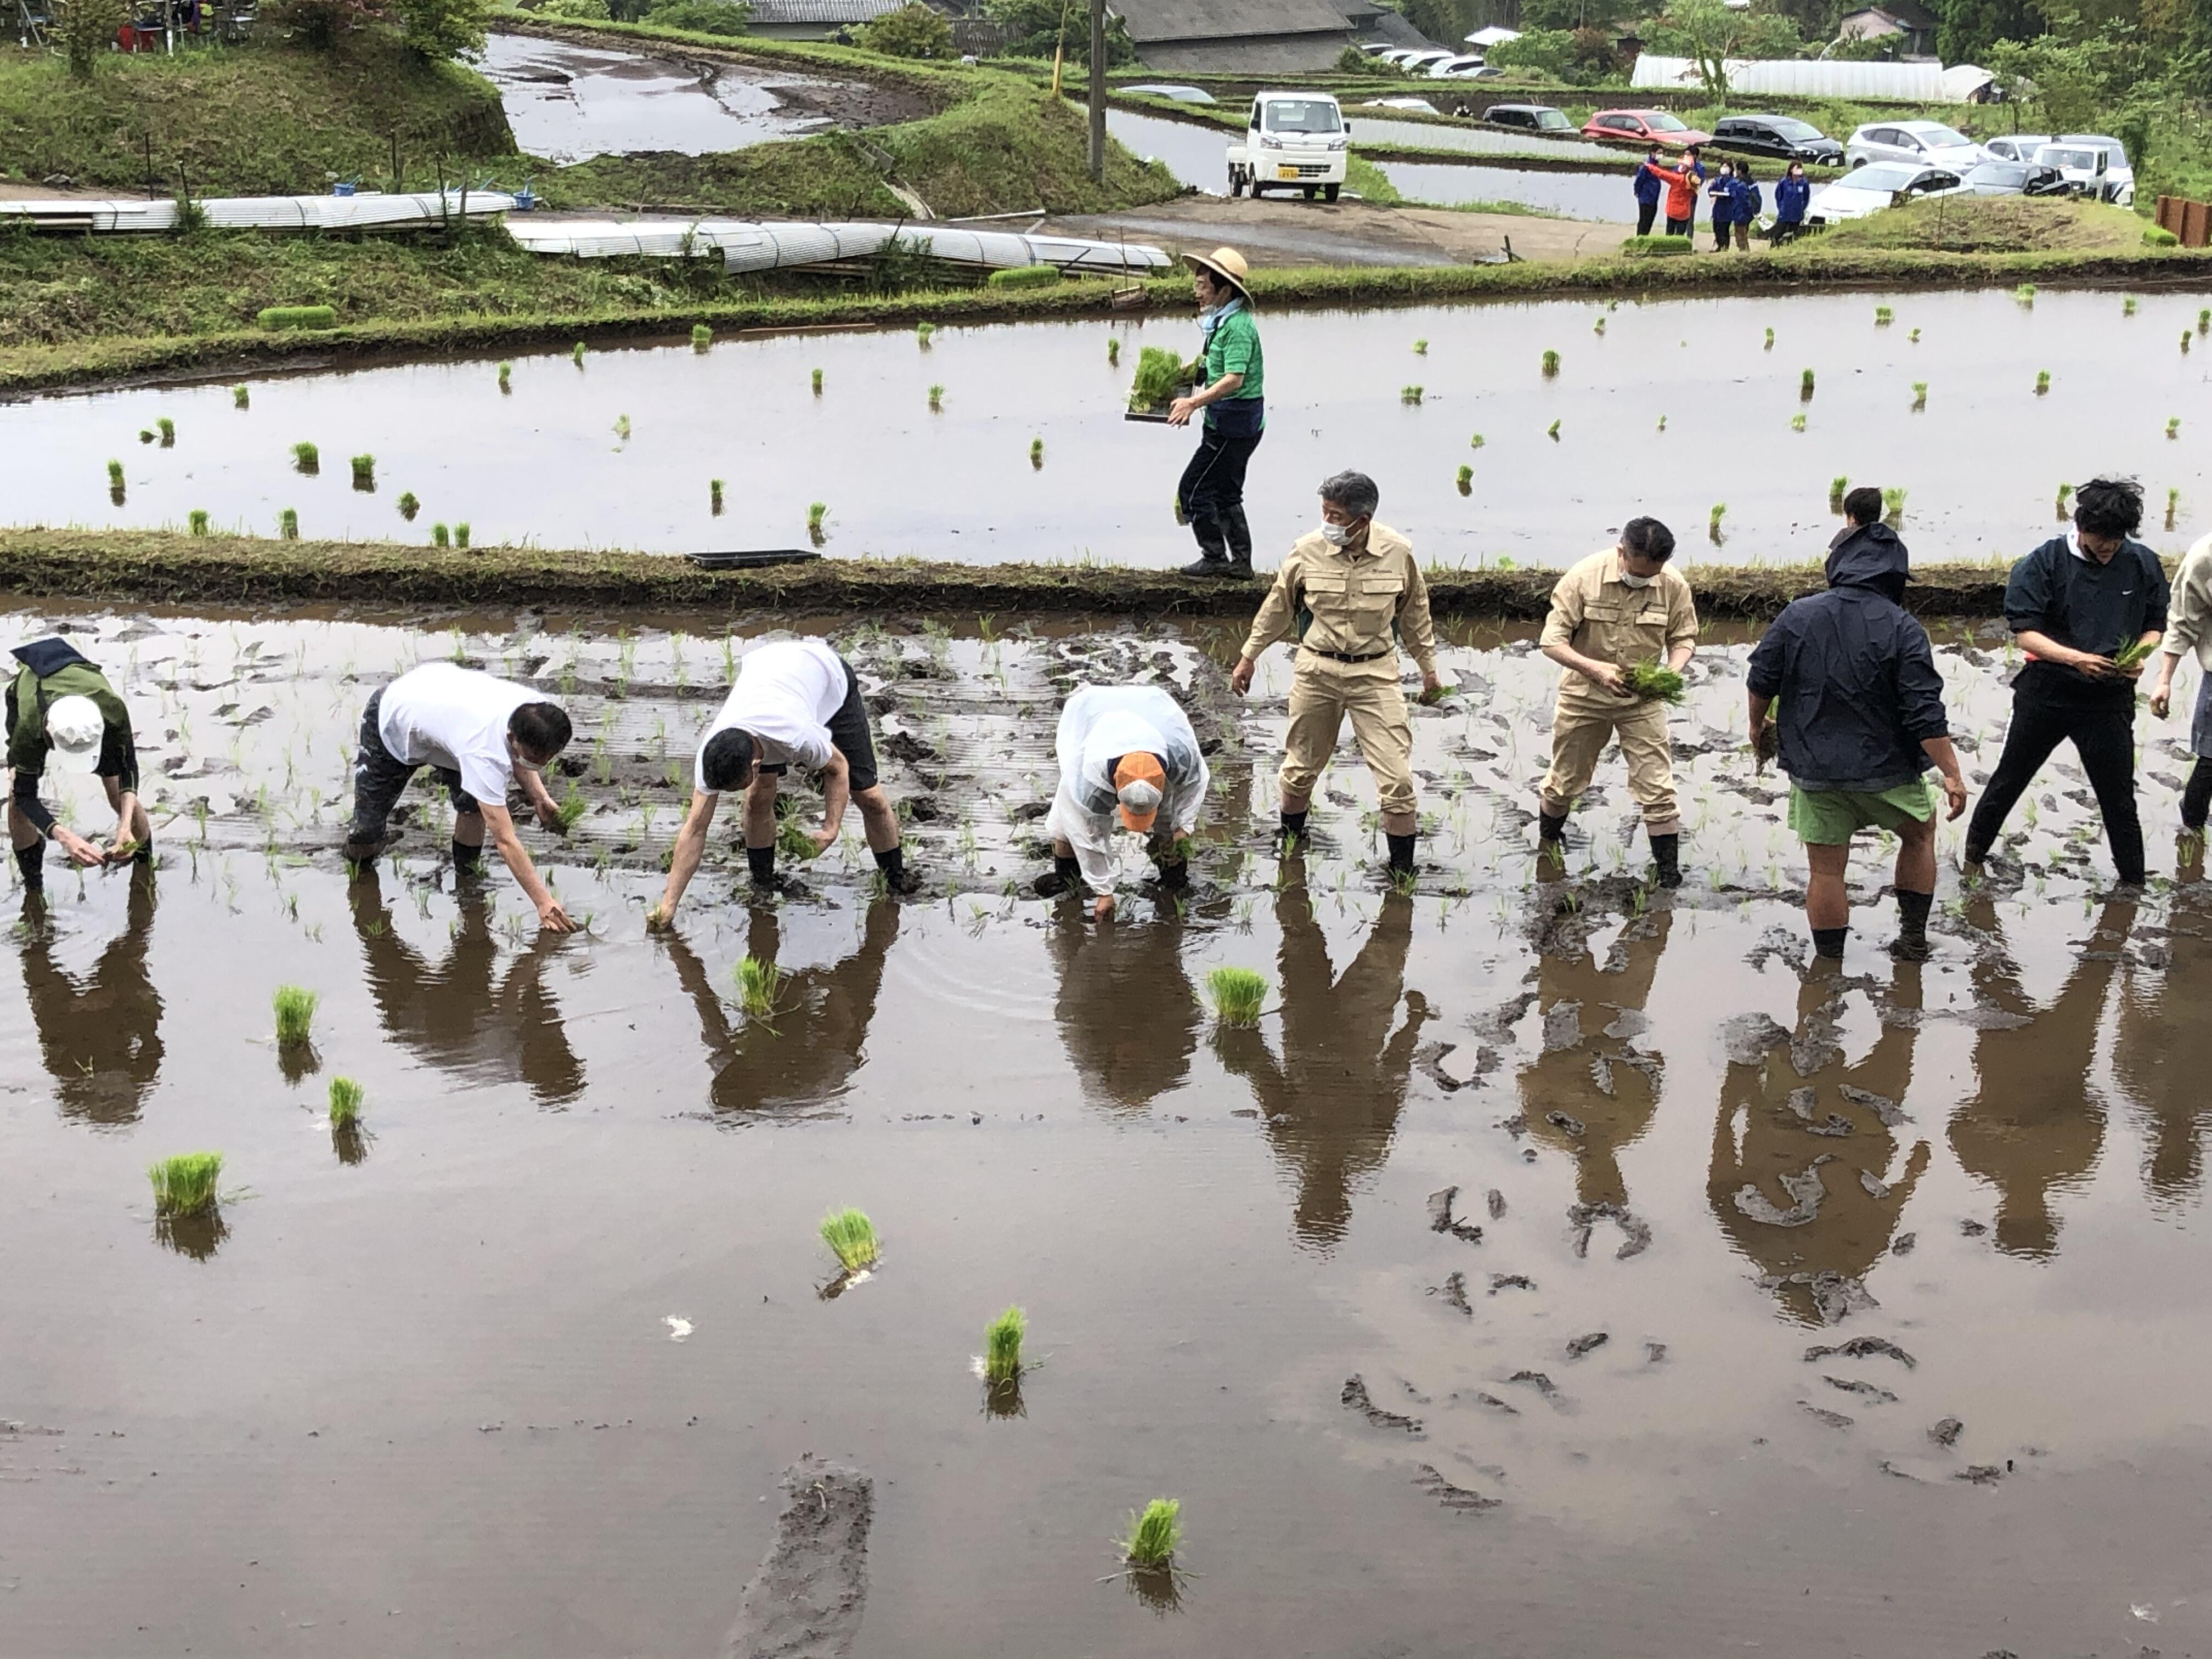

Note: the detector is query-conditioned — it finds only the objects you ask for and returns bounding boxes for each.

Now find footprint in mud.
[1928,1417,1964,1447]
[1822,1375,1898,1404]
[1798,1401,1855,1429]
[1426,1186,1484,1244]
[724,1455,872,1659]
[1430,1272,1474,1316]
[1566,1331,1609,1359]
[1566,1201,1652,1259]
[1341,1375,1425,1436]
[1413,1464,1502,1515]
[1489,1273,1536,1296]
[1804,1336,1916,1370]
[1507,1369,1564,1403]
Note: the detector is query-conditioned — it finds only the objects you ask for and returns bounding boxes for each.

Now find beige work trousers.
[1279,656,1416,817]
[1540,698,1679,833]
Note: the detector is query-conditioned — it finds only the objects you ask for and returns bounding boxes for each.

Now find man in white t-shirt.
[343,661,578,933]
[1036,683,1209,921]
[650,638,913,922]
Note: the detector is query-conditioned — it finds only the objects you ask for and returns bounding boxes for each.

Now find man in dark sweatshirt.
[1632,145,1663,236]
[1964,476,2167,889]
[1747,492,1968,961]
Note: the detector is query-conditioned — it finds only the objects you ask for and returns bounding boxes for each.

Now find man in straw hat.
[1167,246,1265,580]
[1036,682,1210,919]
[1232,469,1442,881]
[7,635,150,900]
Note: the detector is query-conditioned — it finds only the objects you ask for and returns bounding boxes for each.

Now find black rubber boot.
[1278,808,1309,849]
[1386,831,1416,877]
[747,844,779,889]
[1812,926,1848,960]
[1178,555,1229,578]
[1650,831,1681,889]
[14,842,42,895]
[1034,853,1081,898]
[452,838,485,876]
[1155,854,1189,890]
[2183,756,2212,833]
[1537,809,1567,873]
[874,844,920,895]
[1889,888,1933,961]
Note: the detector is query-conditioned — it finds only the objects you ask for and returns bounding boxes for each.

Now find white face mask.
[1619,571,1655,589]
[1319,522,1353,546]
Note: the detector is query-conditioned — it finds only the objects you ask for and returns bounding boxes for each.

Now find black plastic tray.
[682,548,823,569]
[1123,408,1175,424]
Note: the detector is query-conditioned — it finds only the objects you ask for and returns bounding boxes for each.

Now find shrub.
[392,0,490,59]
[855,1,951,57]
[639,0,751,34]
[540,0,611,14]
[1618,234,1691,258]
[259,306,336,331]
[988,263,1062,290]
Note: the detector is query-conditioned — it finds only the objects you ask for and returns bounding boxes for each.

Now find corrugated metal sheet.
[0,190,514,234]
[1110,0,1348,45]
[503,216,1172,274]
[744,0,900,21]
[1629,54,1989,101]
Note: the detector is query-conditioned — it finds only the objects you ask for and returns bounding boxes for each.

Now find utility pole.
[1087,0,1105,182]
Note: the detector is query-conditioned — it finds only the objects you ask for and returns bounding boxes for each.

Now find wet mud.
[4,596,2212,1656]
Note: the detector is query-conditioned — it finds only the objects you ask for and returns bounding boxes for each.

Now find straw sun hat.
[1183,246,1251,301]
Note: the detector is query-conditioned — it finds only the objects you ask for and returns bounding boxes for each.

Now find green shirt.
[7,658,136,789]
[1203,305,1263,402]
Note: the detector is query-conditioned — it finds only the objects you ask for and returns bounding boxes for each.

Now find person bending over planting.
[1231,470,1442,881]
[7,635,150,900]
[1035,682,1210,920]
[2145,529,2212,850]
[1963,476,2168,890]
[651,637,916,922]
[1536,516,1699,888]
[1747,494,1967,961]
[1166,246,1265,580]
[342,661,577,934]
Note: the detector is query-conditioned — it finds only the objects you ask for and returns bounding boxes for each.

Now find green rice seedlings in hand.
[737,954,785,1017]
[550,779,589,833]
[1542,349,1560,377]
[984,1305,1025,1385]
[232,384,250,409]
[273,984,318,1046]
[148,1152,223,1218]
[776,812,821,863]
[1128,346,1186,411]
[2112,637,2157,672]
[327,1076,364,1129]
[292,441,318,474]
[819,1206,879,1273]
[1122,1498,1182,1568]
[1205,966,1267,1028]
[691,323,712,351]
[279,507,299,540]
[1624,660,1686,703]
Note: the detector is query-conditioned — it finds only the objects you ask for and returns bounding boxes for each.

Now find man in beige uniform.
[1537,515,1698,887]
[1231,470,1442,878]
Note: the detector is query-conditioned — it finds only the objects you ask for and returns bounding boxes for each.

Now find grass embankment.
[0,527,2018,618]
[1811,196,2154,254]
[4,216,2208,391]
[0,33,514,196]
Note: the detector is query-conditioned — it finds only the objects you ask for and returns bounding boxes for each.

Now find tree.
[1935,0,2044,64]
[56,0,122,78]
[1647,0,1804,95]
[981,0,1133,64]
[854,1,953,57]
[393,0,489,57]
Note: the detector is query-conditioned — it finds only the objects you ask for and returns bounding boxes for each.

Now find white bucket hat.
[44,694,105,775]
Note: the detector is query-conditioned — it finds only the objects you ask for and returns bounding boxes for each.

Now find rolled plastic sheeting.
[503,215,1171,274]
[0,190,514,234]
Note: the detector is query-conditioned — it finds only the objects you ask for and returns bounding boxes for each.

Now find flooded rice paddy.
[4,597,2211,1656]
[10,287,2210,567]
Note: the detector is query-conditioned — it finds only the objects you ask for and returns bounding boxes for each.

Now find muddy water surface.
[10,288,2209,568]
[3,599,2210,1656]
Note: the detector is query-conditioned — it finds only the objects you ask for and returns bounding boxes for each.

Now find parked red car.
[1581,109,1714,149]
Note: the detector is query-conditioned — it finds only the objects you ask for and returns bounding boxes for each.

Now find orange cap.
[1113,752,1167,832]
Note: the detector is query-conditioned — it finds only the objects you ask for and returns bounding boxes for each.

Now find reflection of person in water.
[660,899,899,1119]
[1709,959,1931,1324]
[1949,899,2126,1257]
[19,864,163,1126]
[1522,909,1674,1207]
[1048,916,1200,1112]
[1215,884,1429,1252]
[2113,918,2212,1208]
[349,864,583,1105]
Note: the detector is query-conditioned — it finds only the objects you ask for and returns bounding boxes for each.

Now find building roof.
[1109,0,1352,46]
[1841,0,1937,29]
[1133,33,1354,71]
[745,0,901,22]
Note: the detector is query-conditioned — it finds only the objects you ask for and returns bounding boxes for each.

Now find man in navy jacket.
[1964,477,2167,889]
[1748,492,1968,960]
[1632,145,1663,236]
[1771,161,1811,242]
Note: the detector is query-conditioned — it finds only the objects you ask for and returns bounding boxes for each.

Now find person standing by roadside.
[1728,161,1760,249]
[652,637,917,921]
[1167,247,1265,580]
[1963,477,2168,889]
[2145,529,2212,843]
[1747,494,1968,961]
[1632,143,1663,235]
[343,660,577,931]
[1230,470,1442,881]
[7,636,150,900]
[1771,160,1810,242]
[1536,517,1699,888]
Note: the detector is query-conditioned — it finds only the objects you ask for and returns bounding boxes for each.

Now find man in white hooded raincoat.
[1036,684,1210,919]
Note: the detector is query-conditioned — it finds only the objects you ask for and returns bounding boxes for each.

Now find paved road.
[1032,195,1627,268]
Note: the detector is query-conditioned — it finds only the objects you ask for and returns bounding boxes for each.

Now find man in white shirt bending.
[1036,682,1209,920]
[342,661,577,933]
[651,638,913,922]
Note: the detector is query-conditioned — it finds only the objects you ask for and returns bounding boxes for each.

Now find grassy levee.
[0,32,515,196]
[5,228,2207,393]
[0,527,2018,618]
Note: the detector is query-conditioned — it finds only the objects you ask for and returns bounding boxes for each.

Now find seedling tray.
[1124,407,1175,424]
[684,548,823,569]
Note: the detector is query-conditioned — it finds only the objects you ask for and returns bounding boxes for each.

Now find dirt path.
[1035,194,1626,267]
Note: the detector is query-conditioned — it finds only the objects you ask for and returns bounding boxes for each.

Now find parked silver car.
[1979,132,2055,165]
[1844,120,1987,173]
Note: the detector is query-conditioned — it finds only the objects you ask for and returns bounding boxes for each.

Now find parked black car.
[1711,114,1846,165]
[1483,103,1576,135]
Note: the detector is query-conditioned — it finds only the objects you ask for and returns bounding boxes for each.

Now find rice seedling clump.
[328,1076,364,1128]
[1122,1498,1182,1567]
[292,441,318,473]
[2113,637,2157,670]
[149,1151,223,1217]
[273,984,319,1045]
[1624,661,1686,703]
[736,954,785,1017]
[1128,346,1186,411]
[820,1207,879,1273]
[1205,966,1267,1028]
[984,1305,1025,1384]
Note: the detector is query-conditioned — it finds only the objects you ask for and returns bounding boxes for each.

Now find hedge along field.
[10,284,2206,569]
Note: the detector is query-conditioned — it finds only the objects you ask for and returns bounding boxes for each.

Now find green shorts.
[1787,778,1937,845]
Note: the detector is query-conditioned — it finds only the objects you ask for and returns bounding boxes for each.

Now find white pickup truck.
[1227,91,1350,201]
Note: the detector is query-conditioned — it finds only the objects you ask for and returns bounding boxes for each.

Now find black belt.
[1302,645,1390,663]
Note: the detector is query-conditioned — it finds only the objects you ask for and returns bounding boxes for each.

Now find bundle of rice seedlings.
[916,321,935,346]
[2056,482,2073,517]
[1468,432,1485,449]
[2184,331,2194,356]
[776,814,821,862]
[2015,283,2035,305]
[1204,966,1267,1028]
[984,1305,1025,1385]
[1401,385,1423,405]
[188,509,210,536]
[274,984,319,1045]
[1624,661,1685,703]
[613,414,631,442]
[1121,1499,1182,1567]
[1708,501,1726,540]
[1763,326,1774,349]
[106,458,123,488]
[279,507,299,540]
[1799,368,1814,400]
[1128,346,1185,411]
[1882,486,1906,524]
[2124,296,2137,317]
[1908,327,1921,343]
[807,501,827,534]
[1455,464,1472,494]
[498,360,512,392]
[1030,437,1045,467]
[710,478,725,514]
[1790,413,1806,432]
[157,417,175,445]
[2166,488,2180,531]
[2035,369,2051,395]
[351,453,375,489]
[691,323,712,351]
[736,954,784,1017]
[328,1076,364,1128]
[454,523,471,549]
[551,781,589,832]
[432,522,450,548]
[1106,337,1120,365]
[2170,417,2182,439]
[397,491,420,521]
[572,341,587,366]
[811,368,823,394]
[1592,315,1605,335]
[2201,308,2210,334]
[232,385,250,409]
[1911,382,1927,409]
[1542,349,1560,376]
[1547,419,1561,441]
[140,428,156,444]
[149,1152,223,1217]
[1413,338,1428,354]
[1829,475,1848,511]
[2113,637,2157,671]
[927,384,944,412]
[820,1206,879,1272]
[292,441,319,474]
[1655,414,1666,431]
[1875,306,1893,325]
